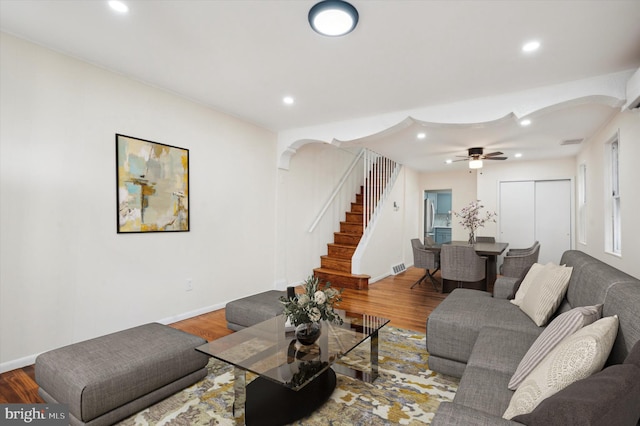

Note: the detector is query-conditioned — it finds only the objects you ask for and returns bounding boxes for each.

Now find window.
[606,135,621,255]
[578,163,587,244]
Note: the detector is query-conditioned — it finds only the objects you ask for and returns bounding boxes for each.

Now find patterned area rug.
[117,327,459,425]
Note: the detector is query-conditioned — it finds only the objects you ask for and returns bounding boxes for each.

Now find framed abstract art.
[116,134,189,233]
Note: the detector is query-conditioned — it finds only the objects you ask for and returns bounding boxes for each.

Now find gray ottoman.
[226,290,287,330]
[35,323,209,426]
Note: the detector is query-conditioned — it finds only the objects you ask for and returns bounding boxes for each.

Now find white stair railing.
[362,149,400,236]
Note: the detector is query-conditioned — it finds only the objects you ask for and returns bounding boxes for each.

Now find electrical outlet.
[186,279,193,292]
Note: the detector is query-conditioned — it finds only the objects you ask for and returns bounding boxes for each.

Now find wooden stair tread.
[313,268,370,278]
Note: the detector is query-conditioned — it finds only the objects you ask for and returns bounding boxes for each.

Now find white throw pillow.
[503,315,619,420]
[508,304,602,390]
[511,263,546,307]
[519,263,573,326]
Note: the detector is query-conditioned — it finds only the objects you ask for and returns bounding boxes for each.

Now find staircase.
[313,186,370,290]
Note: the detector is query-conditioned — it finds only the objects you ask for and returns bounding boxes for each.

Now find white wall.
[576,109,640,278]
[0,34,277,371]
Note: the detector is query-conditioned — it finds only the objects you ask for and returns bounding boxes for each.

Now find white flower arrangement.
[280,276,343,326]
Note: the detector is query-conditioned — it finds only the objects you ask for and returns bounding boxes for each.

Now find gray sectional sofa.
[426,250,640,425]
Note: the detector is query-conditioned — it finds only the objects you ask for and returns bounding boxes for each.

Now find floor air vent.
[392,263,406,275]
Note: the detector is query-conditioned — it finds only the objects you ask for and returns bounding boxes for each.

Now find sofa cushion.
[511,363,640,426]
[427,289,542,370]
[35,323,208,423]
[468,328,538,376]
[624,340,640,368]
[503,315,619,419]
[508,304,602,390]
[225,290,286,330]
[519,263,572,326]
[453,328,536,417]
[603,282,640,365]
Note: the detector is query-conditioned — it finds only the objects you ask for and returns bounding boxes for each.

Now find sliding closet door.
[500,179,572,265]
[499,181,535,248]
[535,180,572,264]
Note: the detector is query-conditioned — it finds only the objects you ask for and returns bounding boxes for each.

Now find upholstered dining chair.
[501,242,540,278]
[476,236,496,243]
[440,245,487,290]
[506,241,539,256]
[411,239,440,291]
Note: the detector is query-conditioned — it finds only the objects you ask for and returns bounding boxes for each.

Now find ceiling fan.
[454,147,508,169]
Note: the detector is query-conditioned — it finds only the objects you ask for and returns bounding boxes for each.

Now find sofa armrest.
[433,402,525,426]
[493,276,519,299]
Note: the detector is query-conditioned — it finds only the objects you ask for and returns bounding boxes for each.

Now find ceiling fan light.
[469,159,483,169]
[309,1,359,36]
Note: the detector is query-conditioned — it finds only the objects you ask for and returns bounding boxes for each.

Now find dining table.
[426,240,509,292]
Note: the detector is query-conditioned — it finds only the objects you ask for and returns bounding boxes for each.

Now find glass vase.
[295,322,321,345]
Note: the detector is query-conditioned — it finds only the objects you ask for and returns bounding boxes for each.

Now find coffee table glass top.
[196,311,389,390]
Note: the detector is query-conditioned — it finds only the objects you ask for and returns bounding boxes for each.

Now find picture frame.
[116,134,189,233]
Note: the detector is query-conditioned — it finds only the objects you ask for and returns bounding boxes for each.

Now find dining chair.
[440,244,487,290]
[476,236,495,243]
[506,241,539,256]
[501,242,540,278]
[410,239,440,291]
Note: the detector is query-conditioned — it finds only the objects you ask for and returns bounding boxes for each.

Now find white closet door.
[499,181,535,248]
[535,180,572,264]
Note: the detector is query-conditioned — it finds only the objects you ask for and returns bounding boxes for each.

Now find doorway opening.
[424,190,452,245]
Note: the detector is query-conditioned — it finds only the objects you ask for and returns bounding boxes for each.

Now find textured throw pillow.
[503,315,619,420]
[511,364,640,426]
[508,304,603,390]
[519,263,573,326]
[511,263,546,307]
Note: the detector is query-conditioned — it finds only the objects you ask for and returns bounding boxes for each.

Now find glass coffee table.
[196,311,389,425]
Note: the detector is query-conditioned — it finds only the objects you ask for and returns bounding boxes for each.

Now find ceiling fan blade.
[452,158,469,162]
[483,151,504,157]
[485,156,507,160]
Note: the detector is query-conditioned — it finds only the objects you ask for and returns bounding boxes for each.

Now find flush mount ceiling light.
[108,0,129,13]
[283,96,294,105]
[522,40,540,53]
[417,132,426,139]
[309,0,359,37]
[520,119,532,126]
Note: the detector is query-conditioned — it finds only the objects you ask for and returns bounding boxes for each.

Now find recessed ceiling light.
[417,132,426,139]
[108,0,129,13]
[283,96,294,105]
[520,119,532,127]
[522,40,540,53]
[515,153,523,158]
[308,0,359,37]
[445,159,453,164]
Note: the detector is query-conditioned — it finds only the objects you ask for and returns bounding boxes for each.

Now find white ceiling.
[2,0,640,171]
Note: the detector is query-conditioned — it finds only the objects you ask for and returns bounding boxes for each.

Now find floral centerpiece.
[280,276,343,344]
[453,200,497,244]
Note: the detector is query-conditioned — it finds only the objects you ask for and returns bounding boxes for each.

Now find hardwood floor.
[0,266,446,404]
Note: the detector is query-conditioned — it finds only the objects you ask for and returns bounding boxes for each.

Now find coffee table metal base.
[234,367,337,425]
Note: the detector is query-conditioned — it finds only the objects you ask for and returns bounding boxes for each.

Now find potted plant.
[454,200,497,244]
[280,276,343,345]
